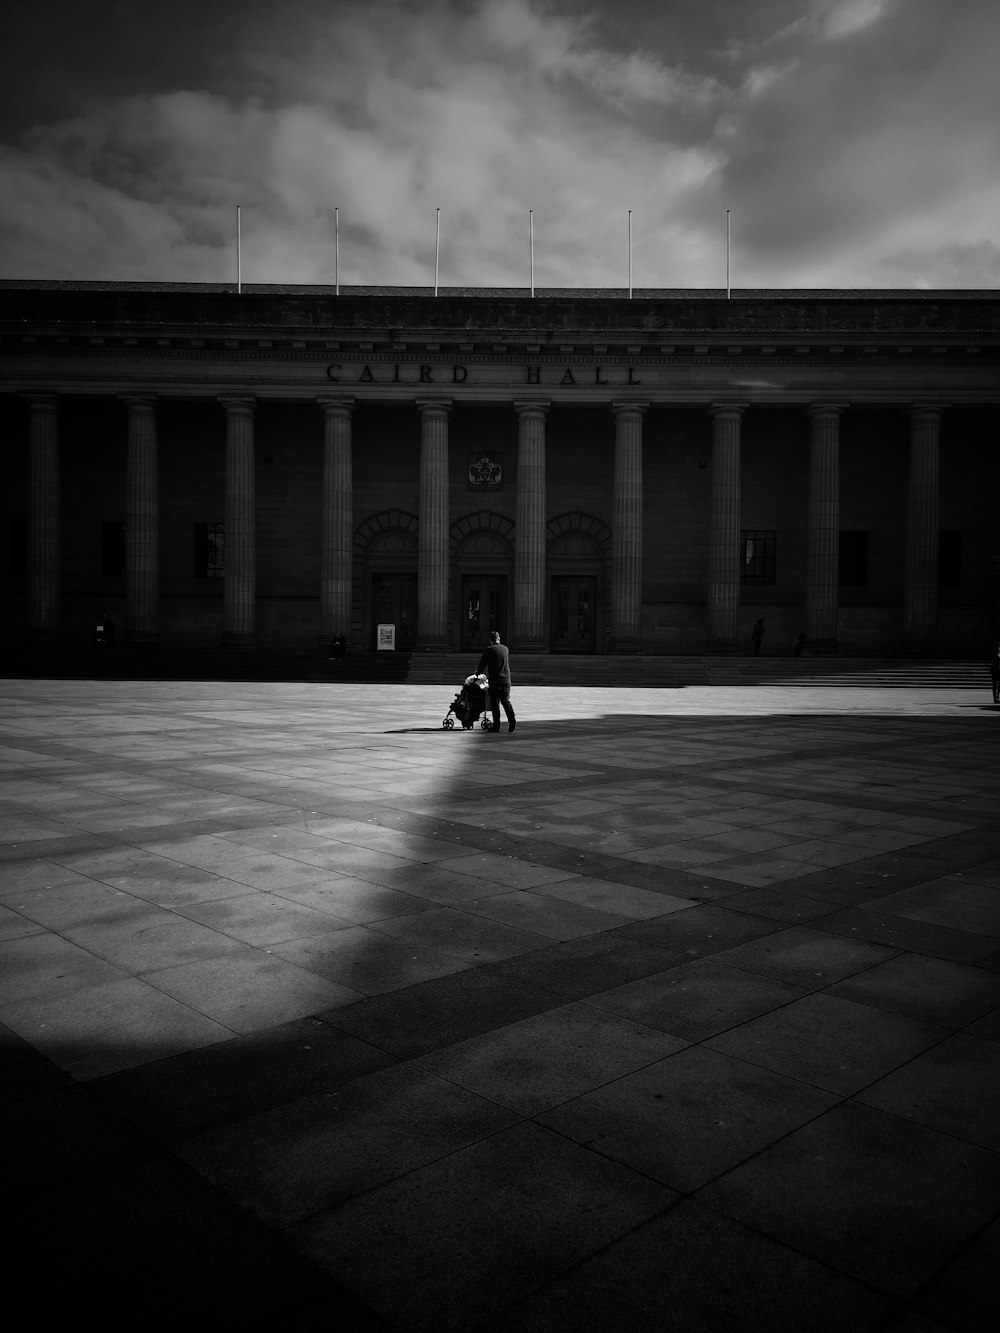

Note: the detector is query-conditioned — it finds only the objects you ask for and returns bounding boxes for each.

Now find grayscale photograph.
[2,1,999,1328]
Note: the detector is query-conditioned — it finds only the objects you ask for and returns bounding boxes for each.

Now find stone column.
[805,403,847,654]
[416,400,451,649]
[610,402,647,651]
[25,393,60,642]
[905,403,946,649]
[220,396,256,646]
[707,402,748,653]
[513,401,549,651]
[122,394,159,646]
[317,398,354,645]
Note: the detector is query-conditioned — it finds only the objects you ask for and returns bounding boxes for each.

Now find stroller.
[443,673,493,730]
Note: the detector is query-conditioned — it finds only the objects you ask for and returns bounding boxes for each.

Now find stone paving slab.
[1,676,999,1327]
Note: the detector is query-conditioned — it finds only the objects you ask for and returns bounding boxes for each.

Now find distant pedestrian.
[477,630,516,733]
[990,642,1000,704]
[751,618,765,655]
[792,632,806,657]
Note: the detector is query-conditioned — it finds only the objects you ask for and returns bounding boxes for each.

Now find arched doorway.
[547,517,610,653]
[359,516,419,651]
[453,521,514,652]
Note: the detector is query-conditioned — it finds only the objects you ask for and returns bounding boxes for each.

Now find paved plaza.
[2,674,999,1330]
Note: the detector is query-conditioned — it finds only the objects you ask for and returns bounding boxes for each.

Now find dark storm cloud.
[0,1,269,134]
[1,0,997,287]
[715,0,1000,284]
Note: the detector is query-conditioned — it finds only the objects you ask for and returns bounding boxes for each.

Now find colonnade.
[20,393,946,653]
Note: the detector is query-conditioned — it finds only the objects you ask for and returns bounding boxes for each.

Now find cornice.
[1,336,997,363]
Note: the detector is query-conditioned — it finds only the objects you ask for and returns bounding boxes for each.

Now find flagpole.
[628,209,632,298]
[236,204,242,294]
[726,209,731,299]
[335,207,340,295]
[434,207,440,296]
[529,210,534,298]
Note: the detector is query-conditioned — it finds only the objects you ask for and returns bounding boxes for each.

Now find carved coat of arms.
[468,453,502,490]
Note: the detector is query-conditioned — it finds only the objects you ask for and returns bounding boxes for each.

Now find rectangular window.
[194,522,225,577]
[10,518,27,578]
[939,531,961,587]
[741,530,776,585]
[102,520,125,577]
[839,531,868,586]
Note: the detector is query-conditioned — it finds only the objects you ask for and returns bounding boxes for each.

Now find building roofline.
[0,279,997,301]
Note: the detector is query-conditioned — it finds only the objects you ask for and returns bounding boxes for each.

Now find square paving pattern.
[2,675,999,1328]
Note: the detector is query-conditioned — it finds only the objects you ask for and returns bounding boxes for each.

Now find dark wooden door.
[551,576,596,652]
[372,575,416,650]
[461,575,507,651]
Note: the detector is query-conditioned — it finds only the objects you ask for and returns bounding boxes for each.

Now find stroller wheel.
[480,717,493,730]
[442,716,455,729]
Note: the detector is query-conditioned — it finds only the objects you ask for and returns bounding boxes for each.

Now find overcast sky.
[2,0,998,290]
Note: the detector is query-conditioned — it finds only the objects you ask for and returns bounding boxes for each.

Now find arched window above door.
[456,530,512,562]
[547,513,611,570]
[450,510,515,558]
[367,528,417,566]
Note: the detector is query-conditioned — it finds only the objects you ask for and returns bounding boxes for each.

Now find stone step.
[3,646,990,689]
[405,654,992,689]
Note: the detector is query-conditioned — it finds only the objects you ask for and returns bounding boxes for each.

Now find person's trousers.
[489,683,515,729]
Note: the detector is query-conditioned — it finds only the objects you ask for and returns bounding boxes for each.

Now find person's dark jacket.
[477,642,511,688]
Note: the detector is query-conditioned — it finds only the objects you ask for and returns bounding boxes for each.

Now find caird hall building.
[1,281,998,659]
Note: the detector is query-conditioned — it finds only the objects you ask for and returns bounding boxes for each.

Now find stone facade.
[1,282,998,654]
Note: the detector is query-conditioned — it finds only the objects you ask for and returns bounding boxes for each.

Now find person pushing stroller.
[478,630,516,733]
[443,673,491,729]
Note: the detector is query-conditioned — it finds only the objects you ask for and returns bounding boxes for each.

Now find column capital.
[610,401,649,418]
[513,400,551,417]
[316,396,355,416]
[218,395,256,415]
[709,401,749,418]
[120,392,158,412]
[808,401,849,417]
[415,398,452,416]
[909,402,949,419]
[20,391,58,411]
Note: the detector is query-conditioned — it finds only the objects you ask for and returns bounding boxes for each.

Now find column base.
[609,637,644,654]
[125,633,160,649]
[804,639,839,656]
[220,632,258,649]
[512,637,547,653]
[415,637,450,652]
